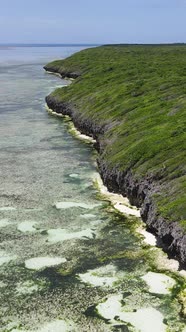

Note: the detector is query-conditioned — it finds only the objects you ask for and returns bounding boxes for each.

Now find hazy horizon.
[0,0,186,44]
[0,42,185,47]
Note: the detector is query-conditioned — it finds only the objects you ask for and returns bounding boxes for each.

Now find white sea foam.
[114,202,141,217]
[94,174,140,217]
[55,201,101,210]
[46,103,95,144]
[69,125,96,143]
[137,227,157,246]
[179,270,186,278]
[47,228,94,243]
[25,256,67,270]
[152,248,180,273]
[17,221,38,233]
[141,271,176,294]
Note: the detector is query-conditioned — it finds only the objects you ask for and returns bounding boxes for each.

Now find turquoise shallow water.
[0,47,185,332]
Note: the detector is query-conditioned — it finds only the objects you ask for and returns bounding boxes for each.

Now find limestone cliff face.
[45,94,186,267]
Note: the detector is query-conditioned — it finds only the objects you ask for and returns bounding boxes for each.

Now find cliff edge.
[44,45,186,266]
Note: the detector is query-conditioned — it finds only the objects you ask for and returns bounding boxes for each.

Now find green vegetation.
[46,45,186,226]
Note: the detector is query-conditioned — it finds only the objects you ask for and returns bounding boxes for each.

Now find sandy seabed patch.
[141,271,176,294]
[80,213,97,219]
[25,256,67,270]
[55,201,101,210]
[69,173,79,178]
[11,319,75,332]
[96,294,166,332]
[47,227,94,243]
[16,280,40,295]
[78,264,120,287]
[0,218,10,228]
[17,221,38,233]
[0,206,16,211]
[0,250,17,266]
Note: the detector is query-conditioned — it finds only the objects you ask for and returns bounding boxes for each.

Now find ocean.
[0,45,185,332]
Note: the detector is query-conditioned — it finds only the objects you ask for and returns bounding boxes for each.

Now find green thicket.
[46,45,186,227]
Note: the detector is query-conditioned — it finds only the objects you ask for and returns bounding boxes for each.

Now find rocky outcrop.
[43,66,80,79]
[45,86,186,268]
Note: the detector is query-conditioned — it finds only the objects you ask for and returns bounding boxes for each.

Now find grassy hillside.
[45,45,186,228]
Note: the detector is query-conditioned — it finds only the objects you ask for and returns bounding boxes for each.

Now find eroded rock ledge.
[45,93,186,267]
[43,65,80,79]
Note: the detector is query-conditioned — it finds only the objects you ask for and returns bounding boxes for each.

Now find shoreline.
[45,103,186,278]
[45,90,186,269]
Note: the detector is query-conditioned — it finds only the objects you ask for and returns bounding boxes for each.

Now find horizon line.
[0,43,101,47]
[0,42,185,46]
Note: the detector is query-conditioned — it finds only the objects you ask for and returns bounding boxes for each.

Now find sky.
[0,0,186,44]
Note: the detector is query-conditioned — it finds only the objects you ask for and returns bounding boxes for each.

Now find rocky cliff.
[45,92,186,267]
